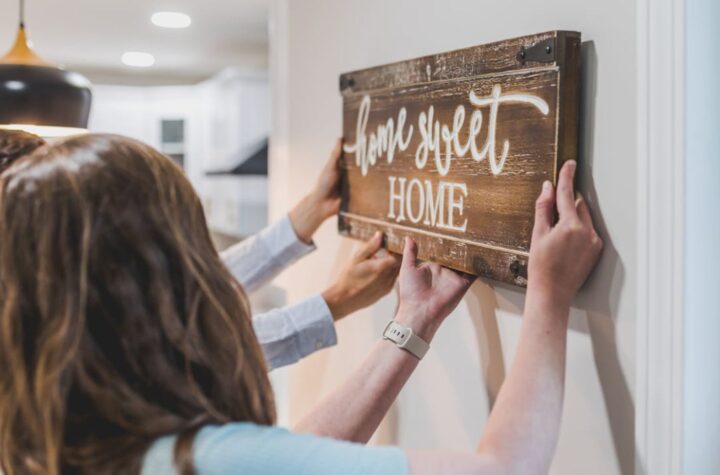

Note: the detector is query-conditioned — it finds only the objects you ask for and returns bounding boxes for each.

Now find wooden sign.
[338,31,581,287]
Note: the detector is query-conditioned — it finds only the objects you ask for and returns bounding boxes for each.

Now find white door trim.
[267,0,292,428]
[268,0,291,224]
[635,0,685,473]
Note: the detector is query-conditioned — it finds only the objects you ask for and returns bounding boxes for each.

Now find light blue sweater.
[142,422,408,475]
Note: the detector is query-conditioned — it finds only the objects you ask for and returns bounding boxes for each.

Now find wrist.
[289,193,325,244]
[394,306,440,343]
[525,287,571,327]
[322,285,351,321]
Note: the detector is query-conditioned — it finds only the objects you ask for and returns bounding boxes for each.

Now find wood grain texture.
[338,31,581,287]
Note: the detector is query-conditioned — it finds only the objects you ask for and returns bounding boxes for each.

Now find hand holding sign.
[322,231,401,321]
[395,237,475,342]
[312,138,343,219]
[528,161,603,309]
[289,140,343,243]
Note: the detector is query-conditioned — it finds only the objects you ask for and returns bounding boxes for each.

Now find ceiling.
[0,0,270,84]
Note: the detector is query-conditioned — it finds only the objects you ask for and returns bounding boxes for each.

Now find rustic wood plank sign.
[338,31,581,287]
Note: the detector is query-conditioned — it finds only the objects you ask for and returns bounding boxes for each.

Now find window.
[160,119,185,168]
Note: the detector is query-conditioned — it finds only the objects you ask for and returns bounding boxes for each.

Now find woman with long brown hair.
[0,129,401,372]
[0,134,602,475]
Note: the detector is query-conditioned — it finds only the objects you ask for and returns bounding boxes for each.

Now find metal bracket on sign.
[517,37,556,64]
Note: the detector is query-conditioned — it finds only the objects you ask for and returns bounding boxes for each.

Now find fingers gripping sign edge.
[332,137,343,161]
[401,237,419,273]
[575,195,593,228]
[556,160,579,222]
[355,231,383,261]
[532,180,555,241]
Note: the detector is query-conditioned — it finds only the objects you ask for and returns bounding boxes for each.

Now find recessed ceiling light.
[151,11,192,29]
[4,80,26,91]
[121,51,155,68]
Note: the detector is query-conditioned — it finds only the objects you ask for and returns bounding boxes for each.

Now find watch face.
[384,322,409,345]
[383,321,427,360]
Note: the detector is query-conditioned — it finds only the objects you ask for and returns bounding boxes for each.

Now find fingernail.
[567,160,577,176]
[543,180,552,192]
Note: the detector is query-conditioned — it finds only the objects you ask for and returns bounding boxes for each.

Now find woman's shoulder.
[142,422,407,475]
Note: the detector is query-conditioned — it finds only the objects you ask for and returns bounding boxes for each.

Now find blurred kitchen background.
[0,0,289,415]
[0,0,272,245]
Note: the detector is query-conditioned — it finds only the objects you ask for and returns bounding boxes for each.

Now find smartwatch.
[382,320,430,360]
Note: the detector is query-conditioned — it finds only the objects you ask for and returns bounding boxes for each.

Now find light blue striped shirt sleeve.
[253,295,337,370]
[142,423,408,475]
[219,215,338,371]
[220,215,316,293]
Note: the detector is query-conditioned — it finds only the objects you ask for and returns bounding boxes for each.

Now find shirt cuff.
[262,215,316,265]
[292,294,338,356]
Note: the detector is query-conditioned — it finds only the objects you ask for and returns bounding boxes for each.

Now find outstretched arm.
[255,234,400,371]
[475,161,602,472]
[226,140,401,371]
[221,140,342,293]
[294,237,474,442]
[406,160,603,475]
[292,161,601,475]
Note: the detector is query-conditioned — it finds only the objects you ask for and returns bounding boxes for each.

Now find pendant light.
[0,0,92,138]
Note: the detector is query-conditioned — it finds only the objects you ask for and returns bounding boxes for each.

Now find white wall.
[683,0,720,472]
[269,1,639,474]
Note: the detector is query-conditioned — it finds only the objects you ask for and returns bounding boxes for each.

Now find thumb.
[355,232,383,261]
[401,237,418,273]
[324,138,342,177]
[332,137,343,161]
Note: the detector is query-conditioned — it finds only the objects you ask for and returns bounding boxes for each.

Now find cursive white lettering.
[345,85,549,177]
[343,95,413,176]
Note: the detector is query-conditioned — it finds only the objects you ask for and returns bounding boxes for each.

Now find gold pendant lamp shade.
[0,0,92,138]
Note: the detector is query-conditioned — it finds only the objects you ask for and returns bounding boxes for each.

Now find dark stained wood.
[338,31,581,287]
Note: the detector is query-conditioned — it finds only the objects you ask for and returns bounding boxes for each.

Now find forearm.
[288,192,326,244]
[221,216,314,293]
[477,291,569,474]
[293,308,436,443]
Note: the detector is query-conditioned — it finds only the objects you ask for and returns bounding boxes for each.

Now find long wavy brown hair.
[0,129,46,173]
[0,134,276,475]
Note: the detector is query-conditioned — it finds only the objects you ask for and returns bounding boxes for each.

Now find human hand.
[395,237,475,341]
[527,160,603,310]
[311,138,343,219]
[289,140,342,243]
[322,232,400,321]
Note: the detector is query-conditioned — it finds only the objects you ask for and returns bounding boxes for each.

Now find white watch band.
[382,320,429,360]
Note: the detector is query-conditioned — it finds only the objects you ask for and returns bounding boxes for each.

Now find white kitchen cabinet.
[89,68,270,239]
